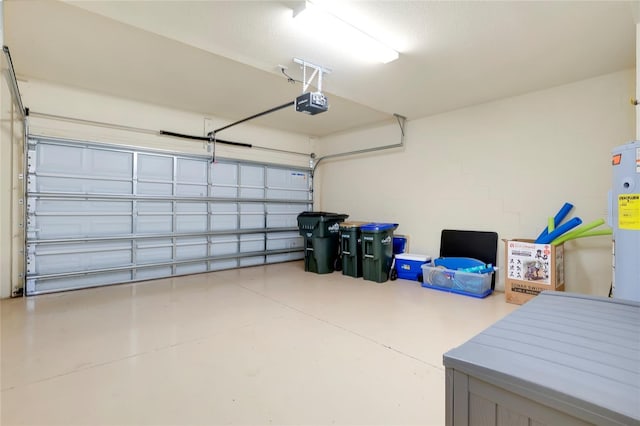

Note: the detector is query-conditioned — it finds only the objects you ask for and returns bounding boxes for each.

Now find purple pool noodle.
[535,202,574,243]
[537,217,582,244]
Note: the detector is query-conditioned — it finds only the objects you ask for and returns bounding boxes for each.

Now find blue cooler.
[394,253,431,281]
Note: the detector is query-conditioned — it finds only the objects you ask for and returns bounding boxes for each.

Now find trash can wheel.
[390,268,398,281]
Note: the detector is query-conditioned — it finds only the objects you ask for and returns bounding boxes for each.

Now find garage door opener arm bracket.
[206,101,295,162]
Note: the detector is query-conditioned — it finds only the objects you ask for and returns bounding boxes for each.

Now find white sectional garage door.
[25,136,312,295]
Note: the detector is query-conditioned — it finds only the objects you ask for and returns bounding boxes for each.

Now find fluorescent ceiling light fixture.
[293,1,399,64]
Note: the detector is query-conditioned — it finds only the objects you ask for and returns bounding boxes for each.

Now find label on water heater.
[618,194,640,230]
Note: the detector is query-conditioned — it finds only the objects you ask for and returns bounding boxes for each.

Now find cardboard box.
[504,239,565,305]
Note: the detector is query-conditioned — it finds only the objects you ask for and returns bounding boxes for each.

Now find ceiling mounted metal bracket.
[293,58,332,93]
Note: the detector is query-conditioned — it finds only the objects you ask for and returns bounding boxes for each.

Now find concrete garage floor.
[1,262,517,425]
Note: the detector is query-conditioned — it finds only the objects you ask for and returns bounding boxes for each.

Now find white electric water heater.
[610,141,640,301]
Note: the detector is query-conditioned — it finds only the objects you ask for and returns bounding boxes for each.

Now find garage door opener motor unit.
[293,58,330,115]
[203,58,331,162]
[296,91,328,115]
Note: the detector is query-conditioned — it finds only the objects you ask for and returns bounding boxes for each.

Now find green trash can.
[339,221,368,278]
[297,212,348,274]
[361,223,398,283]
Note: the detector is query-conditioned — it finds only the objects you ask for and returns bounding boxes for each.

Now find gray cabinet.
[444,292,640,426]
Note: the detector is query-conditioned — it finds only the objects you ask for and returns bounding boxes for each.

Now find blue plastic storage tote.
[421,264,493,298]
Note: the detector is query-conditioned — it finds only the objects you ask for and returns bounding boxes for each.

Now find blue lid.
[434,257,484,270]
[360,222,398,232]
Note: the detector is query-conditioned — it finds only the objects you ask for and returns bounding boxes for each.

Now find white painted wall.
[316,70,635,295]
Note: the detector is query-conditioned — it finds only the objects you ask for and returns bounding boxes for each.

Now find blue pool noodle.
[537,217,582,244]
[535,202,574,243]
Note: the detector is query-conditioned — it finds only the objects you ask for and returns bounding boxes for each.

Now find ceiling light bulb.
[293,1,399,64]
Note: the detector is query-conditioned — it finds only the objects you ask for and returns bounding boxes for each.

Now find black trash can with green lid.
[361,223,398,283]
[339,221,368,278]
[297,212,348,274]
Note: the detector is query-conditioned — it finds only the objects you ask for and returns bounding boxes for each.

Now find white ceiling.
[4,0,637,137]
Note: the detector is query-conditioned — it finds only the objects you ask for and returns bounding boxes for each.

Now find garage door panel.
[138,154,173,180]
[266,232,303,250]
[240,164,264,185]
[137,245,173,264]
[266,168,310,200]
[175,237,208,260]
[34,249,132,274]
[239,187,264,198]
[210,259,238,271]
[138,181,173,195]
[211,202,238,230]
[176,214,208,233]
[136,267,173,281]
[240,215,264,229]
[210,236,238,256]
[86,149,133,178]
[175,184,208,197]
[267,188,309,200]
[240,256,265,267]
[240,203,264,229]
[137,215,173,234]
[34,176,132,194]
[36,144,84,173]
[175,202,208,233]
[211,162,238,197]
[31,240,132,274]
[240,234,265,253]
[266,203,307,228]
[177,158,207,184]
[210,185,237,198]
[266,168,308,190]
[33,215,132,239]
[138,202,173,213]
[26,138,309,295]
[176,263,207,275]
[210,202,236,213]
[265,203,306,214]
[176,202,207,213]
[267,252,304,263]
[211,214,238,231]
[33,241,130,257]
[34,199,131,214]
[87,249,132,269]
[36,143,132,179]
[239,164,264,198]
[34,272,133,293]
